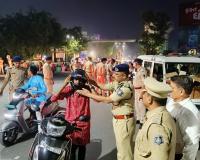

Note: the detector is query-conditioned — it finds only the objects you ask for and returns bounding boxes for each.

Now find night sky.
[0,0,193,39]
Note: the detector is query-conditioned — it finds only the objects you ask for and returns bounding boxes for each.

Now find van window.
[153,63,163,82]
[165,63,200,76]
[144,61,152,76]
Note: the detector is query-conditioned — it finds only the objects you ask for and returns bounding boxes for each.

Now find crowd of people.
[0,55,199,160]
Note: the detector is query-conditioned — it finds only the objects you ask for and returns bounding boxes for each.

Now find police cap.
[144,77,171,99]
[13,56,22,62]
[113,63,129,74]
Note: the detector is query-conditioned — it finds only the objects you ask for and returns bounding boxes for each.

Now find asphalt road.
[0,73,116,160]
[0,73,199,160]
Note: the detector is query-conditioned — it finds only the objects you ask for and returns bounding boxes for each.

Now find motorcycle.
[28,116,81,160]
[0,89,63,147]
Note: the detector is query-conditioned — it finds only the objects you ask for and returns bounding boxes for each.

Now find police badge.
[116,88,123,96]
[154,135,164,145]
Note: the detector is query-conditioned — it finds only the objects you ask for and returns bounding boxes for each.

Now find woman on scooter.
[51,69,94,160]
[18,65,47,130]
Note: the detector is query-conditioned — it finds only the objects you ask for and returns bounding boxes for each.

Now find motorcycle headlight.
[46,121,66,137]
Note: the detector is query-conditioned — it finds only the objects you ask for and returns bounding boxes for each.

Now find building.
[178,1,200,55]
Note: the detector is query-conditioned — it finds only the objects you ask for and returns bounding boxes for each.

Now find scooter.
[28,116,81,160]
[0,89,63,147]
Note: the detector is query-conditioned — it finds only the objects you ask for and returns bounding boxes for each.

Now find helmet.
[13,56,22,62]
[70,69,87,87]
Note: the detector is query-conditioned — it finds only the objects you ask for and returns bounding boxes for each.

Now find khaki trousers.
[113,117,135,160]
[134,89,146,123]
[44,79,53,94]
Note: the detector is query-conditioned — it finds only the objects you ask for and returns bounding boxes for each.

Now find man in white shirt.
[166,75,200,160]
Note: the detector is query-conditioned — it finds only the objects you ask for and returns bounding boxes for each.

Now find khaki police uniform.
[134,77,176,160]
[0,66,27,99]
[105,81,135,160]
[0,58,4,74]
[43,62,54,93]
[83,60,94,80]
[133,66,147,123]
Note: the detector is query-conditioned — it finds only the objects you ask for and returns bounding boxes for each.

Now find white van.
[138,55,200,109]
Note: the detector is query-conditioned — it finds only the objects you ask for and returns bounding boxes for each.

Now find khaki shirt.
[133,66,146,88]
[43,63,53,80]
[0,59,3,66]
[106,63,113,76]
[134,107,176,160]
[105,81,134,115]
[83,61,94,74]
[95,62,106,77]
[1,66,27,91]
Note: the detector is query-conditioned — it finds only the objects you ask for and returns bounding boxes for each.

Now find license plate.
[40,140,62,154]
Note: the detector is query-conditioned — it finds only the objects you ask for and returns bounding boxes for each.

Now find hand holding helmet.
[70,69,88,89]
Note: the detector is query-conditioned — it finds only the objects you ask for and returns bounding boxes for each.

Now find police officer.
[77,63,135,160]
[133,58,147,125]
[0,56,27,99]
[83,56,94,80]
[134,77,176,160]
[43,56,54,93]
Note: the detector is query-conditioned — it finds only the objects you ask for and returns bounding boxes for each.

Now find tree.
[64,27,88,57]
[139,11,172,55]
[0,9,66,58]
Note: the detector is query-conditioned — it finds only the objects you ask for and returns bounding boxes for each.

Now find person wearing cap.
[133,58,147,125]
[166,75,200,160]
[0,56,27,99]
[43,56,54,93]
[77,63,135,160]
[134,77,176,160]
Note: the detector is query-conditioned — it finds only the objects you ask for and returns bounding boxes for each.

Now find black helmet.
[70,69,87,88]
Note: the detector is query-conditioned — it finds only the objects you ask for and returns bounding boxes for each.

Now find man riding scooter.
[51,69,95,160]
[17,65,47,131]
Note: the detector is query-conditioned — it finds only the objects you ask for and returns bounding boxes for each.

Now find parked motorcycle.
[28,116,81,160]
[0,89,63,147]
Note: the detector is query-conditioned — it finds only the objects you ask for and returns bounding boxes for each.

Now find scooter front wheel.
[0,122,19,147]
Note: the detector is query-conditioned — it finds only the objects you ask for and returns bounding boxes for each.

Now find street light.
[66,34,75,40]
[66,34,70,39]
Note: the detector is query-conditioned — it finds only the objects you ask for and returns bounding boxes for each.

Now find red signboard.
[179,2,200,26]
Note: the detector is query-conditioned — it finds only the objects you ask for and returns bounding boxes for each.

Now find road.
[0,73,199,160]
[0,73,117,160]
